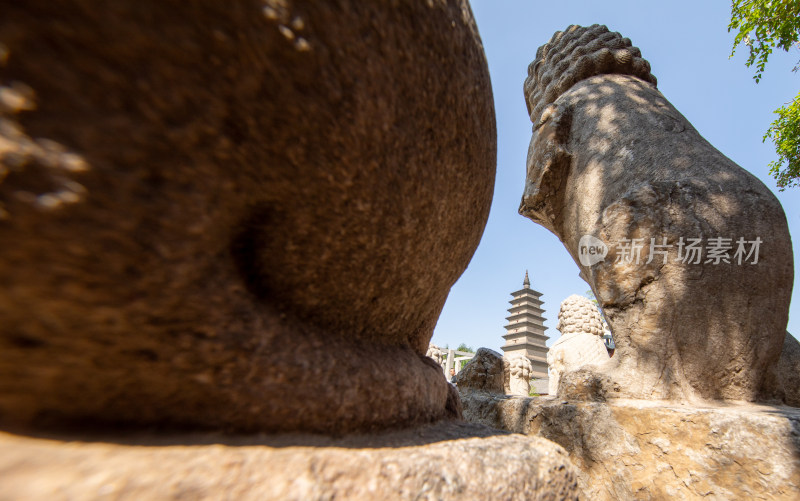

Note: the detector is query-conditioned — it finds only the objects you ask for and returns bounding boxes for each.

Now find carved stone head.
[519,25,657,234]
[556,295,604,338]
[523,24,656,128]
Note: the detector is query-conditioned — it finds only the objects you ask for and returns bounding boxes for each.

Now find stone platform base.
[461,393,800,500]
[0,421,579,500]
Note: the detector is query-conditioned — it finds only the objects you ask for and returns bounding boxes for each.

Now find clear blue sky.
[432,0,800,353]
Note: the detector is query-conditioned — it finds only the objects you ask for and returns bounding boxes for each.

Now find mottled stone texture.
[520,25,793,402]
[0,422,581,501]
[779,333,800,407]
[461,393,800,500]
[453,348,505,394]
[0,0,496,433]
[548,295,610,396]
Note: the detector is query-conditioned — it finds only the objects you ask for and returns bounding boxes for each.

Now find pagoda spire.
[523,270,530,289]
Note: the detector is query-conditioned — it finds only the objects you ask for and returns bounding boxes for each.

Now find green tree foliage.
[729,0,800,82]
[729,0,800,189]
[456,343,474,353]
[455,343,475,370]
[764,91,800,188]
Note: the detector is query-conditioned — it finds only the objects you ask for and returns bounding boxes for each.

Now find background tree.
[729,0,800,189]
[456,343,474,370]
[456,343,474,353]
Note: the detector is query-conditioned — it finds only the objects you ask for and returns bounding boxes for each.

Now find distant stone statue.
[520,25,793,402]
[426,344,446,370]
[547,295,610,396]
[504,355,533,396]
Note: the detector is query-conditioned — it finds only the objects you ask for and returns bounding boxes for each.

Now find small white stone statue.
[548,295,610,396]
[504,355,533,396]
[426,344,445,371]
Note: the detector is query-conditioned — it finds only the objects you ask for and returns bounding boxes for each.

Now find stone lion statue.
[426,344,446,369]
[547,295,610,396]
[504,355,533,396]
[522,25,793,403]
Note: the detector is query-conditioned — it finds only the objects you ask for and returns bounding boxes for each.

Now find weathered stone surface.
[453,348,505,394]
[520,24,793,402]
[505,354,533,396]
[548,295,610,396]
[556,368,619,402]
[0,1,496,433]
[461,393,800,500]
[0,421,580,501]
[531,378,550,396]
[778,333,800,407]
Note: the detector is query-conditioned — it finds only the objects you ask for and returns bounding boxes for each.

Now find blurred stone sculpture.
[0,0,496,433]
[504,355,534,396]
[426,344,446,371]
[547,295,610,396]
[520,25,793,402]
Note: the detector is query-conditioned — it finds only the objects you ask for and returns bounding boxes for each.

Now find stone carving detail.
[504,355,534,396]
[547,295,610,396]
[524,24,657,131]
[556,294,604,338]
[520,25,793,402]
[426,344,446,369]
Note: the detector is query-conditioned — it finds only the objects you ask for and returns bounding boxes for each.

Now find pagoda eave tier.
[502,331,550,339]
[508,304,545,312]
[505,313,547,323]
[510,294,542,302]
[504,326,548,334]
[509,299,544,308]
[504,321,548,330]
[501,344,548,353]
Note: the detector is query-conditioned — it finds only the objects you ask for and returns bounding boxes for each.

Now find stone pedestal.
[547,332,610,396]
[460,392,800,500]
